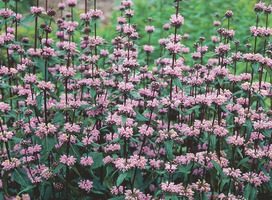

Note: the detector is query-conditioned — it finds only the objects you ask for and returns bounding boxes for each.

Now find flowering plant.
[1,0,272,199]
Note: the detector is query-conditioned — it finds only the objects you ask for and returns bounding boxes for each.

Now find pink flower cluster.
[1,0,272,199]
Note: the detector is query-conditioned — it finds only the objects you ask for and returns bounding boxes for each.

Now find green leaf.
[0,83,12,89]
[250,187,257,200]
[79,104,92,110]
[90,88,97,101]
[251,63,260,73]
[89,152,104,169]
[51,111,65,124]
[231,90,244,98]
[211,160,224,177]
[33,57,45,75]
[178,165,190,174]
[12,168,29,188]
[203,193,209,200]
[237,157,249,167]
[220,178,230,191]
[245,119,252,141]
[244,183,251,199]
[136,111,149,122]
[220,105,231,114]
[164,140,173,160]
[187,105,201,115]
[41,136,56,162]
[106,166,114,177]
[210,135,216,151]
[121,115,128,126]
[72,166,81,177]
[173,78,182,89]
[165,195,178,200]
[218,78,224,85]
[36,93,43,110]
[17,185,36,196]
[2,171,9,196]
[130,91,144,100]
[52,164,64,175]
[108,196,126,200]
[21,14,35,25]
[139,172,157,190]
[39,13,51,21]
[116,172,128,186]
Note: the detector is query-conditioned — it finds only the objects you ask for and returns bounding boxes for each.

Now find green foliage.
[100,0,272,68]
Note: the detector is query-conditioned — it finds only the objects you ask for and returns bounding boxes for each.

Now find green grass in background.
[99,0,272,66]
[2,0,272,67]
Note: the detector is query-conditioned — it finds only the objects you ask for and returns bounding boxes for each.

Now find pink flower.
[2,158,20,171]
[250,26,272,37]
[118,127,133,139]
[215,43,231,54]
[117,17,127,24]
[60,155,76,166]
[122,0,133,8]
[223,168,242,178]
[58,3,66,9]
[100,49,109,57]
[211,36,219,43]
[80,156,94,166]
[125,189,152,200]
[59,66,76,77]
[64,123,81,133]
[143,45,155,53]
[37,81,54,91]
[138,124,154,137]
[30,6,45,15]
[166,42,182,54]
[118,81,134,93]
[78,180,93,193]
[242,172,262,187]
[163,23,170,30]
[213,125,228,137]
[254,1,266,12]
[145,25,155,33]
[103,156,114,164]
[170,13,184,27]
[88,9,103,19]
[192,179,211,192]
[0,8,14,19]
[226,135,245,146]
[111,186,124,195]
[125,9,134,18]
[114,158,133,171]
[67,0,77,7]
[214,20,221,26]
[129,155,147,169]
[0,131,13,142]
[0,102,11,112]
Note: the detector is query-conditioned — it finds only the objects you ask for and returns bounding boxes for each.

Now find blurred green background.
[2,0,272,66]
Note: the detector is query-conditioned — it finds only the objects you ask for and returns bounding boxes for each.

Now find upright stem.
[66,134,71,198]
[34,0,39,74]
[259,14,269,92]
[44,59,48,125]
[5,2,12,109]
[0,120,11,161]
[15,1,18,41]
[61,0,63,17]
[94,0,98,68]
[168,0,179,131]
[85,0,88,13]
